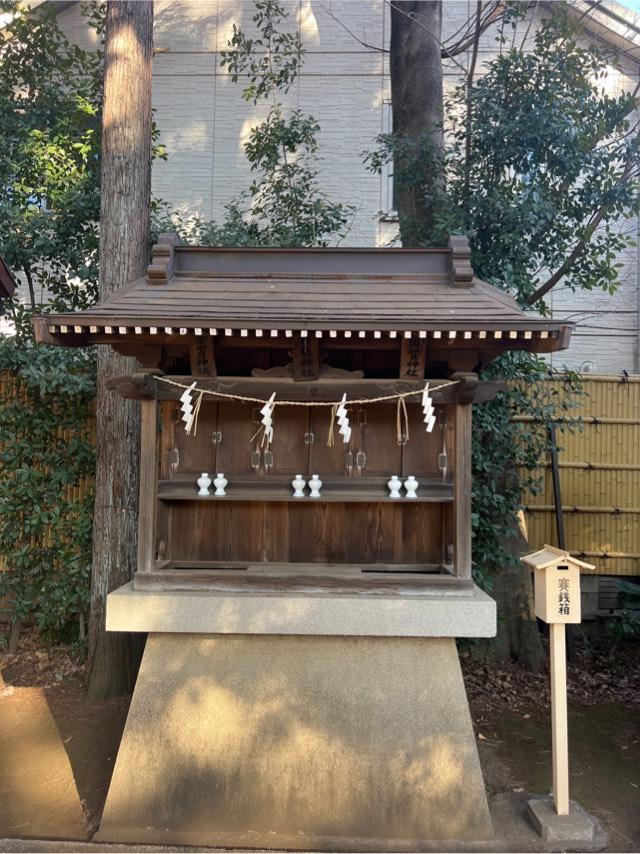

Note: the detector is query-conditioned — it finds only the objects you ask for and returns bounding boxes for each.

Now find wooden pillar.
[550,622,570,815]
[453,402,472,578]
[137,398,158,573]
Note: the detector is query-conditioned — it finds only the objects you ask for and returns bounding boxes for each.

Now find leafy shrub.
[607,580,640,642]
[0,338,95,642]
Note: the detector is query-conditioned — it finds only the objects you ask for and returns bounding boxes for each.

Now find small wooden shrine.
[36,235,570,596]
[35,235,572,850]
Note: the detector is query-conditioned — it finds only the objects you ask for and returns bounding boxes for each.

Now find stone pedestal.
[96,632,493,850]
[527,798,608,851]
[97,583,495,850]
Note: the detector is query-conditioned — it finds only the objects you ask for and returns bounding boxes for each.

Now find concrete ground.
[0,654,637,853]
[0,794,610,854]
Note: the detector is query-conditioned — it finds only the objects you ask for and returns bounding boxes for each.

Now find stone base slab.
[527,798,608,851]
[96,633,493,850]
[106,581,496,637]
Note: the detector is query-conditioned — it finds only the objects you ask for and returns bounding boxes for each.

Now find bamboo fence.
[0,371,96,574]
[521,375,640,576]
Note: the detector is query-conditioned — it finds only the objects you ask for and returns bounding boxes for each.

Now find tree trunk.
[86,1,154,701]
[390,1,444,246]
[484,514,546,672]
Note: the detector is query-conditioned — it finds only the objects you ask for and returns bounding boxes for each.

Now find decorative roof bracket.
[147,232,181,285]
[449,234,474,288]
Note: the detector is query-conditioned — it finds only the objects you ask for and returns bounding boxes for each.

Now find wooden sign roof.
[521,545,595,571]
[34,236,572,352]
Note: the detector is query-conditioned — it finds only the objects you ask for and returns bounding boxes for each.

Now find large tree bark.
[483,515,545,672]
[388,1,544,670]
[87,1,154,701]
[390,1,444,246]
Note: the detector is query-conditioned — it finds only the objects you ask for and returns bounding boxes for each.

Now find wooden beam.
[107,374,506,405]
[453,402,472,579]
[148,376,445,403]
[133,567,474,595]
[32,317,55,345]
[106,375,154,399]
[445,349,480,373]
[451,371,480,404]
[112,343,162,368]
[137,398,158,573]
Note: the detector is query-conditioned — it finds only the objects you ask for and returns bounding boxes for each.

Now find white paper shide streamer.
[422,382,436,433]
[336,393,351,443]
[180,381,198,434]
[260,392,276,444]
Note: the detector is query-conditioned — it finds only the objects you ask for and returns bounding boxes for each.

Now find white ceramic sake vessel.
[387,474,402,499]
[404,475,418,499]
[308,474,323,498]
[292,474,306,498]
[213,472,228,496]
[197,472,211,496]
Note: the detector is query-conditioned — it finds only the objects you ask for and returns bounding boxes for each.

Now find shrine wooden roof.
[34,237,572,352]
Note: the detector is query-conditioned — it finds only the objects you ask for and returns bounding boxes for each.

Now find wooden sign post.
[549,621,569,815]
[521,545,595,816]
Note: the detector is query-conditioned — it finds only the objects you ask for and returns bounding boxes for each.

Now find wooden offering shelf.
[158,476,454,504]
[135,561,471,595]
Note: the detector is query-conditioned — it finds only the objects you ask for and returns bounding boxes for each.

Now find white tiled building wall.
[51,0,640,373]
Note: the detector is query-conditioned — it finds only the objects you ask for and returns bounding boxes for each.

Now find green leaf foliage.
[470,354,584,588]
[365,7,636,588]
[450,9,634,582]
[0,1,104,327]
[0,2,103,643]
[0,338,95,642]
[442,8,640,311]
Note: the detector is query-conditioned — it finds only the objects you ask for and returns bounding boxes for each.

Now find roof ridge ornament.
[147,232,181,285]
[448,234,474,289]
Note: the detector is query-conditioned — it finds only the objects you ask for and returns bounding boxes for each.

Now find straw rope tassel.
[327,404,337,447]
[396,396,409,445]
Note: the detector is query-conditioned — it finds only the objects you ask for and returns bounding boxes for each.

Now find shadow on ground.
[0,653,638,852]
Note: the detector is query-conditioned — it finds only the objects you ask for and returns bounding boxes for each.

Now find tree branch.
[23,263,37,312]
[522,78,640,261]
[444,1,505,58]
[526,148,637,305]
[318,3,388,53]
[464,1,483,196]
[519,0,539,52]
[318,1,507,66]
